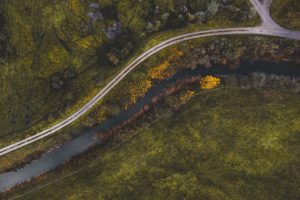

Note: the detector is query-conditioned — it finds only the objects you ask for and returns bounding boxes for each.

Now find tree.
[200,75,221,90]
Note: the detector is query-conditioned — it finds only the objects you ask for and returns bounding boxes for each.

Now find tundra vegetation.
[0,0,299,197]
[0,0,258,143]
[271,0,300,30]
[0,35,299,174]
[3,85,300,200]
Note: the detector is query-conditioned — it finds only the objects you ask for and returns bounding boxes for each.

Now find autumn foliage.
[128,80,152,104]
[180,90,195,103]
[200,75,221,90]
[68,0,84,16]
[148,60,171,80]
[148,48,184,80]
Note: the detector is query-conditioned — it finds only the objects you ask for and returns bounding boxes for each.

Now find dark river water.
[0,61,300,192]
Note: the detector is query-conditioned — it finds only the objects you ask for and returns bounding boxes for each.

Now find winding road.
[0,0,299,156]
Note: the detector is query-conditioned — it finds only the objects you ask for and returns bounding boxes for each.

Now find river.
[0,60,300,192]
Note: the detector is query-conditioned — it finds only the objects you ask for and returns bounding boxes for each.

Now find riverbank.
[0,35,299,175]
[0,0,259,146]
[0,66,211,192]
[1,59,300,193]
[2,82,299,199]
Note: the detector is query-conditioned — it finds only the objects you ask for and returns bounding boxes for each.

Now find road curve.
[0,0,300,156]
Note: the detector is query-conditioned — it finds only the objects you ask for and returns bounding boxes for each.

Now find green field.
[4,87,300,200]
[271,0,300,30]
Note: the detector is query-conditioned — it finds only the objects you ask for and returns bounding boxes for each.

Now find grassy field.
[3,86,300,200]
[271,0,300,30]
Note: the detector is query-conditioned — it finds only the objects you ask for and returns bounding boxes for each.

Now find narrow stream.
[0,61,300,192]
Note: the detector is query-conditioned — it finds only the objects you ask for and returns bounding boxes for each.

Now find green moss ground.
[0,0,259,146]
[0,34,299,174]
[3,87,300,200]
[271,0,300,30]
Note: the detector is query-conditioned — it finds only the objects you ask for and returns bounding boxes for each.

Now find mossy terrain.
[0,0,258,143]
[0,34,299,174]
[3,87,300,200]
[271,0,300,30]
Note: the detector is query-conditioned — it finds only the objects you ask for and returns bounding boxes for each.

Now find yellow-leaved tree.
[200,75,221,90]
[68,0,85,17]
[148,60,171,80]
[128,80,152,104]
